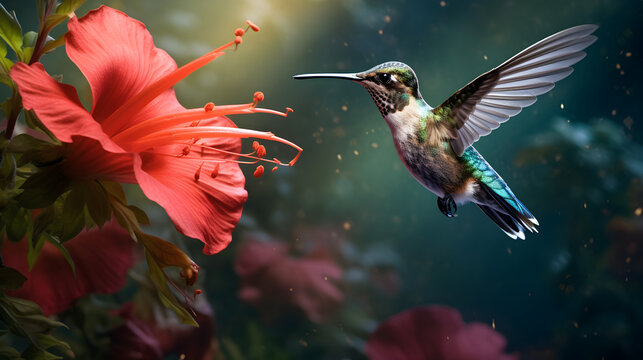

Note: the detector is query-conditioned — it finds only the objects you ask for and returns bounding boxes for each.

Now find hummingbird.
[294,24,598,239]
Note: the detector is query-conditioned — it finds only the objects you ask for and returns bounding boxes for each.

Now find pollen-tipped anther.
[256,145,266,158]
[253,165,264,178]
[194,162,204,181]
[234,28,245,36]
[204,102,215,112]
[211,163,220,178]
[246,20,260,32]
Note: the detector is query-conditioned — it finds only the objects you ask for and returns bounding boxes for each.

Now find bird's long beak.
[293,73,363,81]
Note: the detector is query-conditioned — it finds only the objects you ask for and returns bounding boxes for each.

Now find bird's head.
[294,61,422,116]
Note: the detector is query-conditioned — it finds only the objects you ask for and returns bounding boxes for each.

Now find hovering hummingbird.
[294,25,598,239]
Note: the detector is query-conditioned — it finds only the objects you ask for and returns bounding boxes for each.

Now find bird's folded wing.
[431,24,598,156]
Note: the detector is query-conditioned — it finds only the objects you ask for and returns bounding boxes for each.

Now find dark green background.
[3,0,642,359]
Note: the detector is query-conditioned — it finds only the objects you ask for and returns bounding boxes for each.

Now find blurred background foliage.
[1,0,642,359]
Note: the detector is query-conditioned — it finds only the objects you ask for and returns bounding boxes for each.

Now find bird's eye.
[378,73,392,84]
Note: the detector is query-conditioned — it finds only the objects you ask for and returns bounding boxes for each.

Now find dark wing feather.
[431,24,598,156]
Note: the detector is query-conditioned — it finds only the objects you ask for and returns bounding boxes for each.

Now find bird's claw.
[438,194,457,218]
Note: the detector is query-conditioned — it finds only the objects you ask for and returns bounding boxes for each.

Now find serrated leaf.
[145,250,198,327]
[45,234,75,277]
[17,165,70,209]
[0,4,23,59]
[0,266,26,290]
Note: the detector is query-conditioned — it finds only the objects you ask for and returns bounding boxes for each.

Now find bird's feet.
[437,194,457,218]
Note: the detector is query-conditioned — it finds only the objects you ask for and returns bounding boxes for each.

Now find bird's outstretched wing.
[431,24,598,156]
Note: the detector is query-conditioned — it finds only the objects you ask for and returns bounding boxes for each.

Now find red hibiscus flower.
[1,219,134,316]
[109,296,215,360]
[9,6,301,255]
[366,305,519,360]
[234,233,344,323]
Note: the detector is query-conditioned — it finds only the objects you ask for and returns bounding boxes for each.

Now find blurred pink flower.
[1,219,134,315]
[234,233,343,323]
[366,305,519,360]
[109,296,215,360]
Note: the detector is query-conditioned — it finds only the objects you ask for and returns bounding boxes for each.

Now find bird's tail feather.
[476,181,538,240]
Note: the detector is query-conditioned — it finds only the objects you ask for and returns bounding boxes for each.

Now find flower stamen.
[253,165,264,178]
[194,162,204,182]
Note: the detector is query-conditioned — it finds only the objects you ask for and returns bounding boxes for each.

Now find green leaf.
[32,206,55,247]
[5,204,28,242]
[0,340,21,359]
[7,133,62,167]
[0,266,26,290]
[128,205,150,225]
[0,4,23,59]
[82,181,110,228]
[21,345,62,360]
[17,165,70,209]
[0,295,66,335]
[23,31,37,48]
[41,34,65,55]
[23,111,57,142]
[0,152,16,189]
[61,187,85,241]
[56,0,86,15]
[0,38,6,58]
[0,60,14,89]
[27,230,45,271]
[45,234,75,277]
[43,0,86,32]
[145,250,198,327]
[36,333,71,351]
[21,31,37,64]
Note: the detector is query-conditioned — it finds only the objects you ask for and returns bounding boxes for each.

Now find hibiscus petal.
[66,6,183,132]
[2,219,135,316]
[133,138,247,255]
[9,62,124,154]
